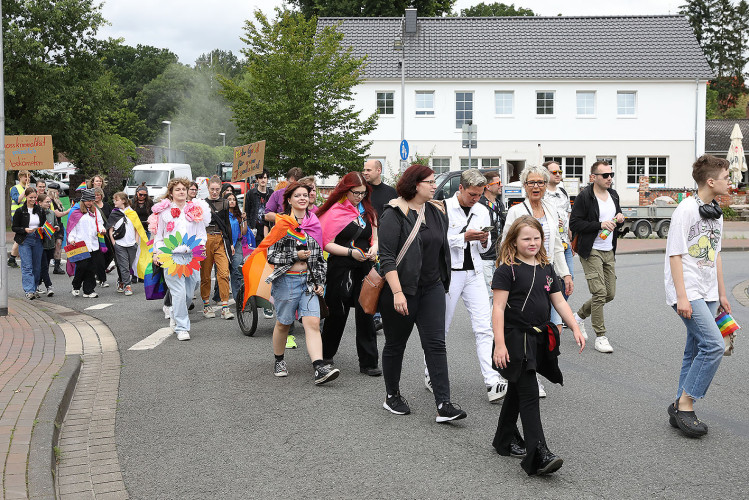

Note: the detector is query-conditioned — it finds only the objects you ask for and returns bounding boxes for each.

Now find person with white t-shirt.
[569,161,625,353]
[664,155,731,438]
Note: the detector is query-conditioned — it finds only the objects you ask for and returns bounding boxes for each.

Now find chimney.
[405,8,417,34]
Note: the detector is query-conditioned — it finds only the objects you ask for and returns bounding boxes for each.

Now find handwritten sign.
[5,135,54,171]
[232,140,265,182]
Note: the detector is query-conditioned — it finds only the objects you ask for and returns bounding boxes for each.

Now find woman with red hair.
[317,172,381,376]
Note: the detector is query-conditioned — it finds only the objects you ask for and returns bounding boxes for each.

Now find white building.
[319,13,714,205]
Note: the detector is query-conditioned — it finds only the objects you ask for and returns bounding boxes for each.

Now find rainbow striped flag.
[75,181,87,192]
[716,312,740,337]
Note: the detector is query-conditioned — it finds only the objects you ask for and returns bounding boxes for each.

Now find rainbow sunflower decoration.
[155,232,206,277]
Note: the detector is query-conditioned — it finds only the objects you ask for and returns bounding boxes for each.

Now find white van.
[125,163,192,200]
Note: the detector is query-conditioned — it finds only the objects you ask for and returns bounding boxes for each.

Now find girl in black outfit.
[317,172,380,375]
[378,164,466,423]
[491,215,586,475]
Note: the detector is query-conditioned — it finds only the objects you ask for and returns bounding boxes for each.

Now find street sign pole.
[0,1,7,316]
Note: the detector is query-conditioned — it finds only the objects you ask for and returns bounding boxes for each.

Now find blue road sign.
[400,140,409,161]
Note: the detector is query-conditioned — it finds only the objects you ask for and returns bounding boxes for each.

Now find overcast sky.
[97,0,684,65]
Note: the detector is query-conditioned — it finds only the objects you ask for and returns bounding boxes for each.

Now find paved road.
[6,253,749,498]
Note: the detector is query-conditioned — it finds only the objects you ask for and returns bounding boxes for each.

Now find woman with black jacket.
[11,187,45,299]
[378,164,466,423]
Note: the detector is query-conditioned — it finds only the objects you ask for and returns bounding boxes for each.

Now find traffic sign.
[400,140,409,161]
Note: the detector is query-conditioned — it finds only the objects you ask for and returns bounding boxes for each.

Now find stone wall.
[637,176,747,207]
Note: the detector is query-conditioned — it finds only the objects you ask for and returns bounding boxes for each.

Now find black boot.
[7,256,18,268]
[53,259,65,275]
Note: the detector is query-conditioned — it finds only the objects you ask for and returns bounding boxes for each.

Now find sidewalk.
[0,299,127,499]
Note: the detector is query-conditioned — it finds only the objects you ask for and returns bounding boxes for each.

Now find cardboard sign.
[232,140,265,182]
[5,135,54,171]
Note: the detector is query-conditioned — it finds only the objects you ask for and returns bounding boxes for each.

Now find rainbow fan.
[155,232,206,277]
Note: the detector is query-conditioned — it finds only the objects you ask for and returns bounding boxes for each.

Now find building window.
[544,156,583,180]
[460,158,479,170]
[456,92,474,128]
[617,91,636,116]
[576,91,596,116]
[494,91,514,115]
[415,91,434,116]
[482,158,501,168]
[431,157,450,174]
[536,91,554,115]
[627,156,667,185]
[376,92,393,115]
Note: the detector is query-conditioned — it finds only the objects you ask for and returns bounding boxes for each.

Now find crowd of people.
[7,154,734,475]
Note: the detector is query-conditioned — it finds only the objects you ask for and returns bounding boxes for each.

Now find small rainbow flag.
[716,312,740,337]
[75,181,87,192]
[287,227,306,244]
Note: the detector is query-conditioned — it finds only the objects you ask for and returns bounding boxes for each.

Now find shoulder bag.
[359,205,425,315]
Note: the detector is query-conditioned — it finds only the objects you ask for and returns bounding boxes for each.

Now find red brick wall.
[637,176,746,207]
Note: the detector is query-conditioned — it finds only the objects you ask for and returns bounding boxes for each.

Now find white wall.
[356,79,708,206]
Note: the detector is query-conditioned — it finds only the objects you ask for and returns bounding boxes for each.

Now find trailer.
[620,204,677,239]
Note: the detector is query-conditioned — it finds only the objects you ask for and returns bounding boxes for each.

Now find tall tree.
[221,9,377,177]
[288,0,456,18]
[459,2,535,17]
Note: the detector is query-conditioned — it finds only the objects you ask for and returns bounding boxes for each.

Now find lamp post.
[162,120,171,150]
[394,33,405,172]
[219,132,226,147]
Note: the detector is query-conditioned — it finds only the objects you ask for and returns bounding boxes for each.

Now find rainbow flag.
[75,181,87,192]
[716,312,740,337]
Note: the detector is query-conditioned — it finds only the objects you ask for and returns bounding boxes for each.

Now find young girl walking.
[491,215,586,475]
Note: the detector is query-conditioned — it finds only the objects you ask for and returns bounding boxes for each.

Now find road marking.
[84,303,113,311]
[128,327,173,351]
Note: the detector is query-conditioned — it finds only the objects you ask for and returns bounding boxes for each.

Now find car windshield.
[128,170,169,187]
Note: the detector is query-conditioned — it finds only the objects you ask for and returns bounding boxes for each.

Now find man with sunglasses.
[569,161,625,353]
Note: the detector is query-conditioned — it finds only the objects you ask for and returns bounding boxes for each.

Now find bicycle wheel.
[236,286,258,336]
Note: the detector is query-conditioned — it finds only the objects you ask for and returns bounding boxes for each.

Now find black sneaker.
[383,393,411,415]
[314,364,340,385]
[436,402,467,423]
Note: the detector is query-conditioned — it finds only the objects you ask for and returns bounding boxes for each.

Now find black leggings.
[492,368,547,475]
[380,280,450,405]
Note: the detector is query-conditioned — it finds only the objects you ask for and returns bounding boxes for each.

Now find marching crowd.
[7,154,734,475]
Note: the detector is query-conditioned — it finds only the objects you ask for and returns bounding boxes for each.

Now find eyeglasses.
[349,189,367,198]
[593,172,615,179]
[420,180,437,185]
[548,170,562,175]
[524,181,547,187]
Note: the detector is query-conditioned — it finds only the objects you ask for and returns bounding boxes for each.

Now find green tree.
[288,0,456,18]
[221,9,378,178]
[459,2,535,16]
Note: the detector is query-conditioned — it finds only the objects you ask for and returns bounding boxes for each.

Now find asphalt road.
[7,253,749,499]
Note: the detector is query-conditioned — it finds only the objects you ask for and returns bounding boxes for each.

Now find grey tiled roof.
[317,16,714,80]
[705,119,749,152]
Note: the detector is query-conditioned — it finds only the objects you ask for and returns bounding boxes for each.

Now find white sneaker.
[538,379,547,398]
[487,379,508,403]
[176,331,190,341]
[575,315,588,340]
[595,336,614,353]
[424,374,433,393]
[71,289,80,297]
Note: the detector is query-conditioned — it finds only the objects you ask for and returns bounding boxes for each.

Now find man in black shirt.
[363,160,397,218]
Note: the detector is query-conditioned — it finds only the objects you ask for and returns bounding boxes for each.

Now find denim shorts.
[271,273,320,325]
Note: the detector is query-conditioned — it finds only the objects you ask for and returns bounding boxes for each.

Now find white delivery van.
[125,163,192,200]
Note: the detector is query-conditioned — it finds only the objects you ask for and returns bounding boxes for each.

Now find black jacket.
[378,199,451,296]
[569,184,624,259]
[245,186,274,228]
[11,204,47,245]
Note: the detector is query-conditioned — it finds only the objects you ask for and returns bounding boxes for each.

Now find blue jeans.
[19,234,43,294]
[674,299,723,401]
[164,252,200,333]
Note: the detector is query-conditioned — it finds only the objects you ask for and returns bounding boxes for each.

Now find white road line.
[128,327,173,351]
[84,303,113,311]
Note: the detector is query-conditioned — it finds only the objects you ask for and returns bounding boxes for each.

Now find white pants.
[426,269,499,387]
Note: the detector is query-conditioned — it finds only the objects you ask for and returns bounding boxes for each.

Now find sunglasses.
[593,172,615,179]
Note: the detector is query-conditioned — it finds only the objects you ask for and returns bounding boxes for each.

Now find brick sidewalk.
[0,299,66,500]
[0,300,127,499]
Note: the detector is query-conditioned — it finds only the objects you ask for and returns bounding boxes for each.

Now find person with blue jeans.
[11,187,45,300]
[665,155,732,438]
